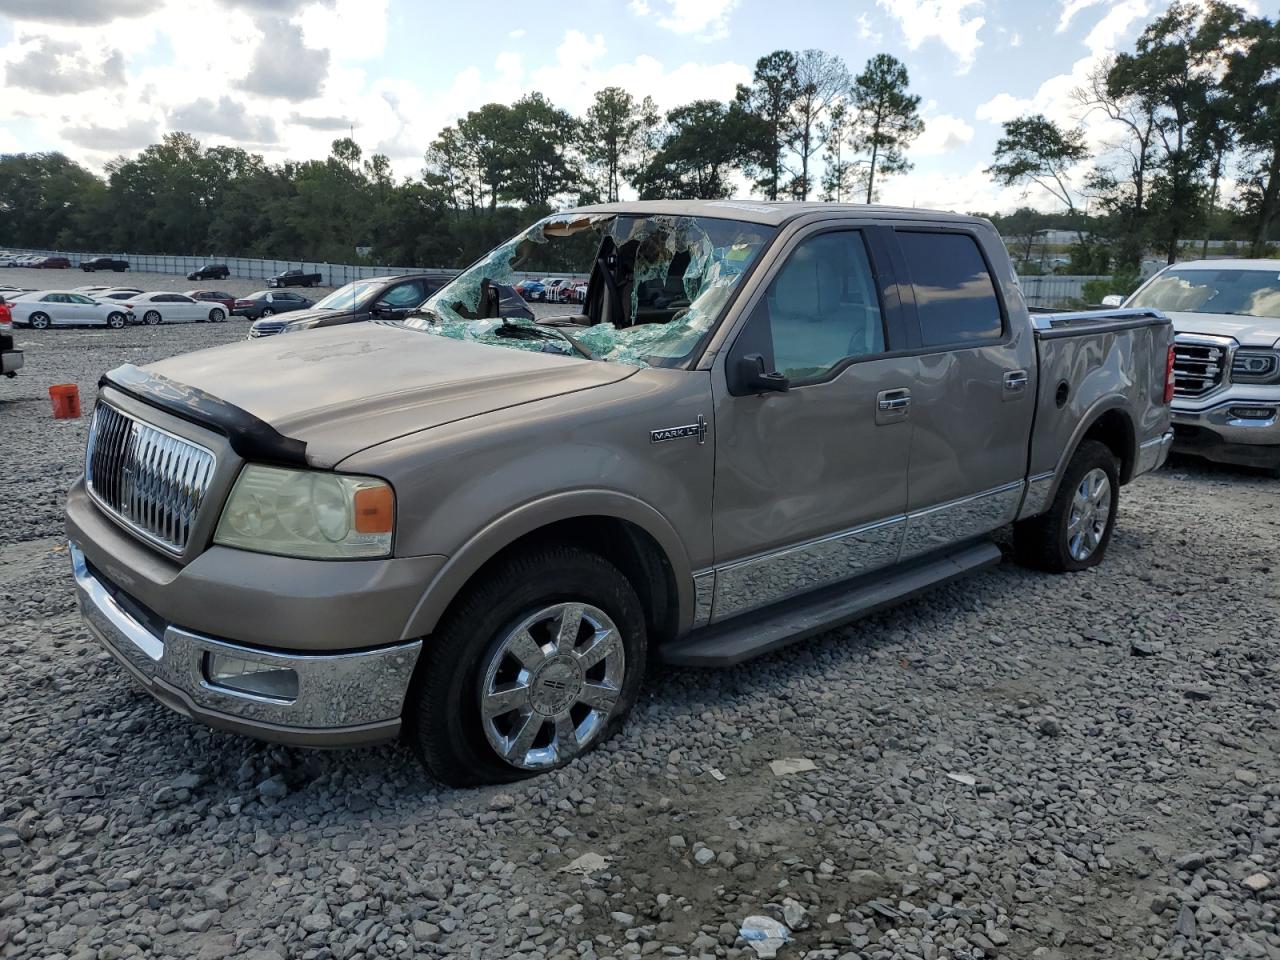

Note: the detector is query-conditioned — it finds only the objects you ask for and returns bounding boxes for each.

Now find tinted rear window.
[898,231,1003,346]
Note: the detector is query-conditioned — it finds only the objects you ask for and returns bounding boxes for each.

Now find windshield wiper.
[495,321,596,360]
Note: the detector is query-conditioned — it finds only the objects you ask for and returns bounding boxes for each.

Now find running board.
[661,540,1002,667]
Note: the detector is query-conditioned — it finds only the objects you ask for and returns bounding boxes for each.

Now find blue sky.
[0,0,1225,212]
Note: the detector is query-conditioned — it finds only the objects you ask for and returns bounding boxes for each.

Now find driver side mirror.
[737,353,789,394]
[371,301,395,317]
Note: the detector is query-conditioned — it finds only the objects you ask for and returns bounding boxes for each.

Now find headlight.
[214,465,394,559]
[1232,349,1280,384]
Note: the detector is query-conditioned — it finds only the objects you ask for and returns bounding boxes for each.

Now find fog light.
[1230,406,1277,421]
[204,653,298,702]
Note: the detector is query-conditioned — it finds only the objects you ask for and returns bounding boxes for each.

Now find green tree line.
[2,7,1277,272]
[985,1,1280,275]
[0,47,923,268]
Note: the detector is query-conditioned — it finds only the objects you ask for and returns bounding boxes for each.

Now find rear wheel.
[260,307,274,317]
[1014,440,1120,573]
[143,310,162,326]
[410,546,647,786]
[106,312,126,329]
[29,312,51,329]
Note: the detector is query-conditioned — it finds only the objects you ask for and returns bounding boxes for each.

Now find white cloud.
[525,30,749,117]
[976,0,1153,130]
[630,0,740,41]
[857,12,883,42]
[915,113,975,155]
[1057,0,1106,32]
[300,0,387,62]
[5,38,126,95]
[877,161,1060,213]
[875,0,986,72]
[508,27,526,39]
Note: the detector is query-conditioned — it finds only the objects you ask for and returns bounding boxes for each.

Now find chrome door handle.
[876,388,911,425]
[1003,370,1029,391]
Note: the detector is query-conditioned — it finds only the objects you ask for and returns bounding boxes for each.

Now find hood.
[135,321,638,467]
[1166,311,1280,348]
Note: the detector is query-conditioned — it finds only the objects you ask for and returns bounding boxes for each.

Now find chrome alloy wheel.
[1067,467,1111,562]
[479,602,625,771]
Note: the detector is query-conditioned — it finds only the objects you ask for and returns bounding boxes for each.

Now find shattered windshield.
[403,212,775,368]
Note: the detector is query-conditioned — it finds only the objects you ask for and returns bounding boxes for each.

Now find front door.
[710,226,914,622]
[888,227,1038,557]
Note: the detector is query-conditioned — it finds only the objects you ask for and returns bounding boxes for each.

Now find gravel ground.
[1,324,1278,960]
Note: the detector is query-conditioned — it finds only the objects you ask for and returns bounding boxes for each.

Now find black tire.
[410,545,647,787]
[208,308,226,323]
[29,312,51,329]
[143,310,162,325]
[106,312,126,329]
[1014,440,1120,573]
[260,307,273,317]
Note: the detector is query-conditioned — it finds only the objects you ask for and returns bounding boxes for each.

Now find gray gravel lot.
[1,321,1278,960]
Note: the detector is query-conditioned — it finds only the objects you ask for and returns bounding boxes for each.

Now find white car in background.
[9,291,134,329]
[125,291,231,324]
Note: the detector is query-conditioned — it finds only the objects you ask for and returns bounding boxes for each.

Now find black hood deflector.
[100,364,308,466]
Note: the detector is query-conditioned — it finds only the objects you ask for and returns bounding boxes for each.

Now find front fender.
[397,489,695,639]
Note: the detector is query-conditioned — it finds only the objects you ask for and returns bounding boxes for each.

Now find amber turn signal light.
[353,485,395,534]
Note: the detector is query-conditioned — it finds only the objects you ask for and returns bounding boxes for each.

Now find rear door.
[43,294,69,325]
[889,226,1037,558]
[710,223,915,622]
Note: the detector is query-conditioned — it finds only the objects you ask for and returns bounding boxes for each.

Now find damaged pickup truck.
[66,201,1174,785]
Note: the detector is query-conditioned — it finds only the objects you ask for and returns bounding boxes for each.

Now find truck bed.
[1025,307,1172,491]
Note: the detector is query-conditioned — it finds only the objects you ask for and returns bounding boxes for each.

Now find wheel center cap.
[530,656,583,716]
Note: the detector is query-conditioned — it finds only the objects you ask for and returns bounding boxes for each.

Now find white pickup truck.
[1113,259,1280,476]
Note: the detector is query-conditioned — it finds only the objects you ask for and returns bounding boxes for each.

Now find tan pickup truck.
[66,201,1174,785]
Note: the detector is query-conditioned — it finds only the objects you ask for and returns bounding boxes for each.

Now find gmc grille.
[1172,339,1227,398]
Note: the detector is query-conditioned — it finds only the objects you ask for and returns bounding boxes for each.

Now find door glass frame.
[718,221,913,393]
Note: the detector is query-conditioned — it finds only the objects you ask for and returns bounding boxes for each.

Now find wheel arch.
[400,491,693,645]
[1035,399,1137,516]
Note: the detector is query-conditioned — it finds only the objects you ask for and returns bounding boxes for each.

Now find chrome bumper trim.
[71,542,421,733]
[1172,400,1280,447]
[1135,430,1174,476]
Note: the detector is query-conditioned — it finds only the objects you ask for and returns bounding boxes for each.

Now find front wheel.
[1014,440,1120,573]
[106,312,126,329]
[410,546,647,786]
[208,308,226,323]
[260,307,273,317]
[143,310,162,326]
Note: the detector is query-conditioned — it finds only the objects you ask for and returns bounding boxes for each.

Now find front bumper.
[71,542,422,746]
[1171,396,1280,470]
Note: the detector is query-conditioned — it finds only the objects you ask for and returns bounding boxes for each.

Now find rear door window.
[897,231,1003,347]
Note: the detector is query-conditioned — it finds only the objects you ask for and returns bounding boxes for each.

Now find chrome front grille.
[85,403,216,554]
[1172,339,1227,398]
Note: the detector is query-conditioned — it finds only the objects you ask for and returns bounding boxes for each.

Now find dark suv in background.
[256,273,457,337]
[188,263,231,281]
[81,257,129,272]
